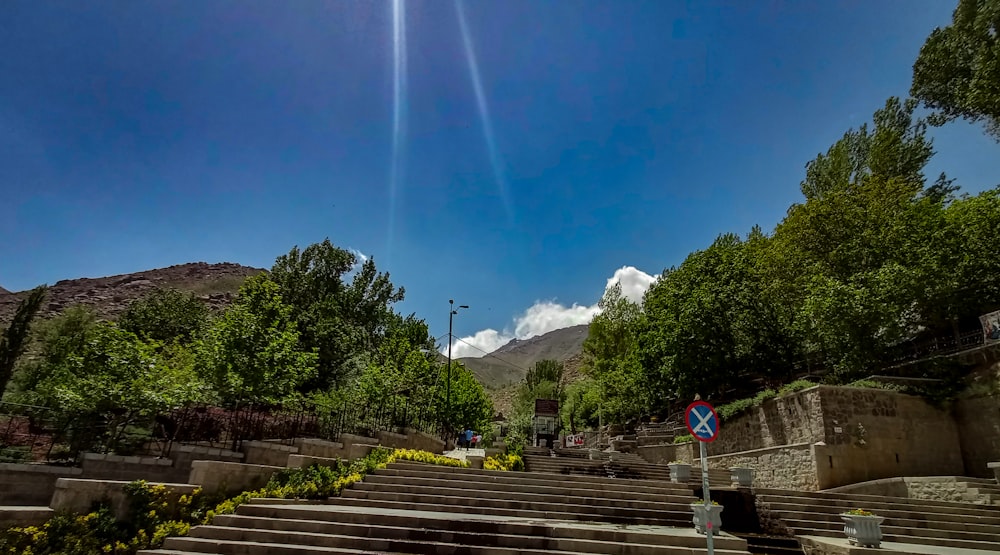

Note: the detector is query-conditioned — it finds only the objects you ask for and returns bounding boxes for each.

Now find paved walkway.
[442,448,485,462]
[801,536,992,555]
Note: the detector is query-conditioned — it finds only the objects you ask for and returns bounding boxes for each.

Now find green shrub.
[484,453,524,471]
[778,380,816,396]
[673,434,693,444]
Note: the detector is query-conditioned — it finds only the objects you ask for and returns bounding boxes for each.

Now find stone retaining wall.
[50,478,199,520]
[824,476,994,504]
[636,442,696,465]
[707,442,818,490]
[293,438,345,459]
[954,393,1000,478]
[0,463,83,505]
[80,452,187,484]
[242,441,297,466]
[188,461,282,495]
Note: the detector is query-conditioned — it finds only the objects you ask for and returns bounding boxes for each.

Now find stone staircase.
[956,476,1000,505]
[636,420,688,447]
[142,461,752,555]
[757,487,1000,552]
[524,448,732,486]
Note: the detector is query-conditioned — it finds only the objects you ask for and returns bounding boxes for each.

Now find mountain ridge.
[460,324,589,389]
[0,262,265,324]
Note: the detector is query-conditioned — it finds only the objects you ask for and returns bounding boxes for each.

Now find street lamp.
[446,299,469,442]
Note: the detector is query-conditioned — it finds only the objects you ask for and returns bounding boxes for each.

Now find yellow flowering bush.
[484,453,524,471]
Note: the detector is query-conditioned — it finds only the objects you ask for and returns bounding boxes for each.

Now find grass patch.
[715,380,817,422]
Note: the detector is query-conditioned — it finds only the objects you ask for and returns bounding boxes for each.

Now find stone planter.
[691,503,724,535]
[730,467,754,487]
[669,463,691,483]
[840,514,884,548]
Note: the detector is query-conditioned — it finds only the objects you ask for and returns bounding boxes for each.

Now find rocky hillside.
[461,324,589,389]
[0,262,265,324]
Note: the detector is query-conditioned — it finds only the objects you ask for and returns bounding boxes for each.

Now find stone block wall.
[50,478,198,520]
[0,463,83,505]
[80,452,187,484]
[167,445,244,475]
[953,393,1000,478]
[188,461,282,495]
[813,387,963,487]
[636,442,696,465]
[824,476,995,504]
[241,441,297,466]
[707,442,818,491]
[403,429,445,454]
[707,386,825,456]
[293,438,345,459]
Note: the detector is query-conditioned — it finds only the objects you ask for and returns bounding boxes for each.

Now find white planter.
[691,503,724,535]
[730,467,754,487]
[840,514,884,548]
[669,463,691,483]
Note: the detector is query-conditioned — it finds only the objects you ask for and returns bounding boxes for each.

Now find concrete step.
[788,526,1000,552]
[207,512,746,554]
[775,516,1000,542]
[348,481,695,512]
[340,488,694,524]
[362,473,697,504]
[152,503,751,555]
[233,503,749,551]
[758,490,1000,518]
[761,500,1000,526]
[769,510,1000,534]
[327,495,692,527]
[383,462,697,494]
[152,537,414,554]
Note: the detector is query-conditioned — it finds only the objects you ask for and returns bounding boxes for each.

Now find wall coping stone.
[81,452,173,466]
[705,441,814,463]
[0,463,83,475]
[295,438,345,449]
[242,441,299,453]
[172,445,244,459]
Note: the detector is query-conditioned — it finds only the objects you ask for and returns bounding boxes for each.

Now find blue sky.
[1,1,998,356]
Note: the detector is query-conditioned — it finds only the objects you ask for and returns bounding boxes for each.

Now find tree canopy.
[911,0,1000,140]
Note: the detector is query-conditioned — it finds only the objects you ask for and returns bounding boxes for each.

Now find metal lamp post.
[445,299,468,443]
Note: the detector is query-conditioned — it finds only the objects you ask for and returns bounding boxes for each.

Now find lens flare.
[388,0,408,264]
[454,0,515,224]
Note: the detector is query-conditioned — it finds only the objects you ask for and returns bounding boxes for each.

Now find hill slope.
[461,324,589,389]
[0,262,264,324]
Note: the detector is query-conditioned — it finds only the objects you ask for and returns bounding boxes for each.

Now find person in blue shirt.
[464,428,474,451]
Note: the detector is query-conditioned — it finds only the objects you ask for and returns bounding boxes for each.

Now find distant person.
[471,433,479,449]
[464,428,474,451]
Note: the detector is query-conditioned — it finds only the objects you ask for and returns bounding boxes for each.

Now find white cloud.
[350,248,369,264]
[444,265,657,358]
[607,266,658,305]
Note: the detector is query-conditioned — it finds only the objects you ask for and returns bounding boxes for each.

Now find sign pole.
[700,440,714,555]
[685,400,720,555]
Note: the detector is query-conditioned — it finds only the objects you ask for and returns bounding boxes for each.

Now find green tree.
[198,275,318,405]
[13,305,98,396]
[17,321,209,452]
[117,288,209,343]
[0,286,46,398]
[269,239,405,390]
[911,0,1000,140]
[582,284,649,423]
[438,361,492,436]
[800,97,933,199]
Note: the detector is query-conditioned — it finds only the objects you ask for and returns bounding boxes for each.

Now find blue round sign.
[685,401,720,442]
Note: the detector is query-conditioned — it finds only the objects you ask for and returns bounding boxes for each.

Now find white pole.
[700,440,715,555]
